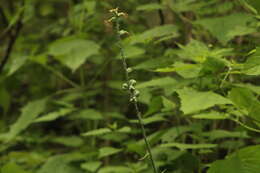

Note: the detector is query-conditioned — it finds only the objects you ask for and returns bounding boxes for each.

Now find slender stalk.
[110,8,158,173]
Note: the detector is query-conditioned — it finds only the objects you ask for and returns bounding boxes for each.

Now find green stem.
[115,16,158,173]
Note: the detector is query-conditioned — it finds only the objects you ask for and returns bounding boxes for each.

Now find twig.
[109,8,159,173]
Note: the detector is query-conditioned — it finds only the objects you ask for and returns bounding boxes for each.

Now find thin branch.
[110,8,159,173]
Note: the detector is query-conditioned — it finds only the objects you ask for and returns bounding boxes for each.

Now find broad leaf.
[4,98,47,141]
[177,87,232,114]
[49,36,99,71]
[195,13,256,44]
[98,147,122,158]
[208,145,260,173]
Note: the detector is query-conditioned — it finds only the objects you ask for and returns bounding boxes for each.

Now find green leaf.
[136,3,164,11]
[156,62,202,78]
[3,98,47,141]
[82,128,112,137]
[49,36,99,71]
[37,155,82,173]
[243,47,260,75]
[202,130,249,140]
[194,13,256,44]
[160,142,217,150]
[81,161,102,172]
[73,109,103,120]
[6,55,27,76]
[34,108,74,123]
[1,162,31,173]
[51,136,84,147]
[136,77,177,89]
[130,115,165,125]
[98,166,132,173]
[192,111,228,120]
[129,24,179,44]
[177,88,232,114]
[116,45,145,59]
[208,145,260,173]
[98,147,122,158]
[228,87,260,122]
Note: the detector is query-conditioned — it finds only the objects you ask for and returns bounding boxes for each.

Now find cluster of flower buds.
[108,8,128,22]
[122,79,140,102]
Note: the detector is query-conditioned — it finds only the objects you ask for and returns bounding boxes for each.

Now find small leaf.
[34,108,73,123]
[98,147,122,158]
[136,77,176,89]
[73,109,103,120]
[82,128,112,137]
[81,161,102,172]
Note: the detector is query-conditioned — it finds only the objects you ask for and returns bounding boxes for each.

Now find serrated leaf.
[49,36,99,71]
[228,87,260,122]
[208,145,260,173]
[195,13,256,44]
[82,128,112,137]
[98,147,122,158]
[177,88,232,114]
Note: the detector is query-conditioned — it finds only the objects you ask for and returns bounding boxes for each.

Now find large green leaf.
[129,24,179,44]
[2,98,47,141]
[208,145,260,173]
[98,147,122,158]
[1,162,31,173]
[49,36,99,71]
[195,13,256,44]
[243,47,260,75]
[37,155,82,173]
[177,87,232,114]
[228,87,260,121]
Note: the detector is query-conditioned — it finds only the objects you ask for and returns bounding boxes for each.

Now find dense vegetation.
[1,0,260,173]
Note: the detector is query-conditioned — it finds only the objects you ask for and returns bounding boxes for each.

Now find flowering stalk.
[109,8,158,173]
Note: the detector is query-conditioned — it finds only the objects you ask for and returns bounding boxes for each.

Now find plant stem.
[115,15,158,173]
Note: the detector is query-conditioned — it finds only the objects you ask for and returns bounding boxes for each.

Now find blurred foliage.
[1,0,260,173]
